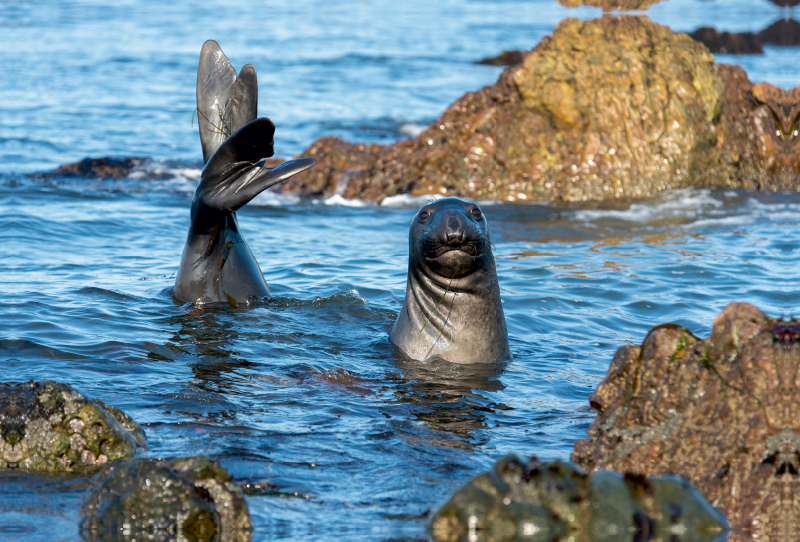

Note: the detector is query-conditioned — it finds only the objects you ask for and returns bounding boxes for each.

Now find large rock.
[0,381,145,474]
[557,0,667,10]
[572,304,800,542]
[80,457,251,542]
[429,455,728,542]
[281,16,747,203]
[281,15,800,203]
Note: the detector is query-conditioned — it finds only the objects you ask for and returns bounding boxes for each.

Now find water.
[1,0,799,540]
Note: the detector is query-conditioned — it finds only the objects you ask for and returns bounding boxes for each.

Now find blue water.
[2,0,800,540]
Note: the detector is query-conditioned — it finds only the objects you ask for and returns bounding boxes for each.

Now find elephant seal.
[390,198,511,363]
[174,40,315,305]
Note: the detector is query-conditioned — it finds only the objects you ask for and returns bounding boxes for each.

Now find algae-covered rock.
[281,16,737,203]
[572,303,800,541]
[429,455,728,542]
[0,381,145,474]
[80,457,251,542]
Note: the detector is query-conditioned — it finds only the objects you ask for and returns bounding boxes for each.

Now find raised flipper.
[175,118,316,305]
[196,40,258,163]
[191,117,316,233]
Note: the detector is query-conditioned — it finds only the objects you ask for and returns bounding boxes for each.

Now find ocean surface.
[2,0,799,540]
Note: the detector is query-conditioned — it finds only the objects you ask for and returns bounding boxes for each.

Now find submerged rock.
[49,156,147,180]
[572,303,800,541]
[429,455,728,542]
[280,15,800,203]
[0,381,145,474]
[80,457,251,542]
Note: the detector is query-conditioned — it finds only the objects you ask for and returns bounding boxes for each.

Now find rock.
[49,157,146,180]
[572,303,800,541]
[0,381,145,474]
[281,16,751,203]
[557,0,667,10]
[759,18,800,46]
[429,455,728,542]
[690,27,763,54]
[475,50,526,66]
[80,457,251,542]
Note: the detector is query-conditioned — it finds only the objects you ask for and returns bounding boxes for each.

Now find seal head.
[390,198,511,363]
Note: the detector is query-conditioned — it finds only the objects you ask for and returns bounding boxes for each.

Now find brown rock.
[759,18,800,46]
[50,157,146,180]
[557,0,667,11]
[572,303,800,541]
[690,27,764,54]
[475,50,526,66]
[283,15,740,203]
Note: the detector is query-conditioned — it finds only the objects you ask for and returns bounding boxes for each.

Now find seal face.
[174,41,315,305]
[390,198,511,363]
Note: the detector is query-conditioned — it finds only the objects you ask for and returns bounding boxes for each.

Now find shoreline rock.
[572,303,800,541]
[280,15,800,203]
[0,381,146,475]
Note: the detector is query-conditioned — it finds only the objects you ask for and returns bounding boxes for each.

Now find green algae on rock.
[80,457,251,542]
[572,303,800,542]
[429,454,728,542]
[0,381,145,474]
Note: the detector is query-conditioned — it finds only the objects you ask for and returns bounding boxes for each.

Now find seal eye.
[418,211,430,222]
[471,208,482,219]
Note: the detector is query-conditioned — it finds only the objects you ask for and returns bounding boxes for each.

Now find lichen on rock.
[572,303,800,541]
[0,381,146,474]
[80,457,251,542]
[429,454,728,542]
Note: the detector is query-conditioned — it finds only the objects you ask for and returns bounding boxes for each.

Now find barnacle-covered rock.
[80,457,251,542]
[0,381,145,474]
[573,303,800,541]
[429,455,728,542]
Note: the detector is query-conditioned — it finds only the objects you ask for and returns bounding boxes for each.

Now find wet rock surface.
[80,456,251,542]
[282,15,800,203]
[572,303,800,541]
[0,381,145,474]
[429,454,728,542]
[46,156,147,180]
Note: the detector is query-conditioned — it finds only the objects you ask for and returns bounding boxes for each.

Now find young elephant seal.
[390,198,511,363]
[174,40,315,305]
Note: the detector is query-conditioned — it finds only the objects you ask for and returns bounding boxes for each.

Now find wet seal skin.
[429,454,729,542]
[80,456,251,542]
[174,40,315,306]
[390,197,510,364]
[572,303,800,542]
[0,381,146,475]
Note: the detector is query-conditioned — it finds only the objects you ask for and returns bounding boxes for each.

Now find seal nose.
[443,214,467,245]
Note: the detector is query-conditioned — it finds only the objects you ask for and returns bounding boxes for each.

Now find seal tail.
[196,40,258,163]
[191,118,315,232]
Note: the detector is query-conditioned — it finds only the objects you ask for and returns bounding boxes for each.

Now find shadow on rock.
[80,456,251,542]
[0,381,145,475]
[572,303,800,541]
[429,454,729,542]
[388,359,509,450]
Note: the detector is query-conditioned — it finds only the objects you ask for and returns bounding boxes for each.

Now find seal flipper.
[191,118,316,233]
[196,40,258,162]
[175,118,316,305]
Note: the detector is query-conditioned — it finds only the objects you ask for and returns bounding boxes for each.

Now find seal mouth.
[425,243,479,259]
